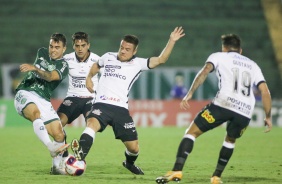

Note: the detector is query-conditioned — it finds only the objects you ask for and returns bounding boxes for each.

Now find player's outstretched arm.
[19,63,60,82]
[258,82,272,133]
[149,27,185,69]
[86,62,100,93]
[180,63,213,110]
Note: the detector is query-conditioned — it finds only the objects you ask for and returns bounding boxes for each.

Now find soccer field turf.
[0,126,281,184]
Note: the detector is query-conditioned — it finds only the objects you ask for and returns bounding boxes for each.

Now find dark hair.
[50,33,67,47]
[221,34,241,51]
[122,35,139,49]
[72,32,89,45]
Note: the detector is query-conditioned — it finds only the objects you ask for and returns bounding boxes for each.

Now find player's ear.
[63,46,67,53]
[133,45,138,55]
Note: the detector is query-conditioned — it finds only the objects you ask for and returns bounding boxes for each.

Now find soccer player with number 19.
[156,34,272,184]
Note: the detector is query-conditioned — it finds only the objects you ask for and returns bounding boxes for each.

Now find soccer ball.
[65,155,86,176]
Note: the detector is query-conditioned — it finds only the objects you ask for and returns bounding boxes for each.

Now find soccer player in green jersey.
[14,33,70,160]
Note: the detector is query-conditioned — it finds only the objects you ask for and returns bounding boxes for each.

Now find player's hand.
[19,64,36,72]
[86,77,94,93]
[263,117,272,133]
[170,27,185,42]
[180,93,192,110]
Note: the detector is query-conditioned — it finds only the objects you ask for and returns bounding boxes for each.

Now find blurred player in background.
[50,32,100,175]
[70,27,185,175]
[170,74,188,99]
[156,34,272,184]
[14,33,69,164]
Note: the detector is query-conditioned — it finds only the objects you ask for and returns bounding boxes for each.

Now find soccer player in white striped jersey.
[70,27,185,175]
[50,32,100,175]
[156,34,272,184]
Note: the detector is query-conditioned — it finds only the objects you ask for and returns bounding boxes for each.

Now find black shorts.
[87,103,138,142]
[194,103,250,139]
[57,96,93,124]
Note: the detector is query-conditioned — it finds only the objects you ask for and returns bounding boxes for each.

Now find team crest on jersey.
[63,100,72,106]
[20,98,27,105]
[92,109,102,116]
[201,109,215,123]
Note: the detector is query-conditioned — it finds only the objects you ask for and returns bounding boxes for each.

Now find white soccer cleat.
[48,142,70,157]
[50,156,69,175]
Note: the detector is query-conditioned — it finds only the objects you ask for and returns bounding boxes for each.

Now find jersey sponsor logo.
[99,95,120,102]
[103,65,126,80]
[105,65,121,69]
[63,100,72,106]
[92,109,102,115]
[201,109,215,123]
[72,77,86,88]
[226,97,251,115]
[38,57,48,68]
[48,64,56,71]
[124,122,135,129]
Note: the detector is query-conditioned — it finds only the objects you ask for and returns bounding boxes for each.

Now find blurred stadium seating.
[0,0,281,98]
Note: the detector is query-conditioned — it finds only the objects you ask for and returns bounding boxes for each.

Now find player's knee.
[86,117,100,132]
[225,136,236,143]
[127,144,139,154]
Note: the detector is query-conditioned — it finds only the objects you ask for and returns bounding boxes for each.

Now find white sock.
[82,127,96,143]
[33,119,52,146]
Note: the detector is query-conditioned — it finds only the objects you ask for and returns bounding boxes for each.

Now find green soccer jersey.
[16,47,68,101]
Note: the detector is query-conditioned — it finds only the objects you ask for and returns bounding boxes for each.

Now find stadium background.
[1,0,282,127]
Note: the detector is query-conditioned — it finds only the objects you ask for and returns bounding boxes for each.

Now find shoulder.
[37,47,48,55]
[63,52,75,62]
[89,52,100,61]
[207,52,225,59]
[100,52,117,60]
[133,56,146,61]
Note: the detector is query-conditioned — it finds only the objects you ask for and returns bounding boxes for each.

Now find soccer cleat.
[50,165,67,175]
[155,171,182,184]
[50,156,69,175]
[122,161,144,175]
[210,176,223,184]
[71,139,84,161]
[48,142,70,158]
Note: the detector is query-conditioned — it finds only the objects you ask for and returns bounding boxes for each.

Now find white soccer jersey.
[95,52,150,109]
[207,52,265,118]
[63,52,100,98]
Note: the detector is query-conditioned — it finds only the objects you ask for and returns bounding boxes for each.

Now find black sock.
[125,151,138,165]
[79,133,94,160]
[62,129,69,157]
[172,137,194,171]
[212,146,234,177]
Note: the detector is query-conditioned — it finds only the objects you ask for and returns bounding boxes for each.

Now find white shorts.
[14,90,60,125]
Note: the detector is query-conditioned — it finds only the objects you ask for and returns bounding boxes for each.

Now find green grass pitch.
[0,126,281,184]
